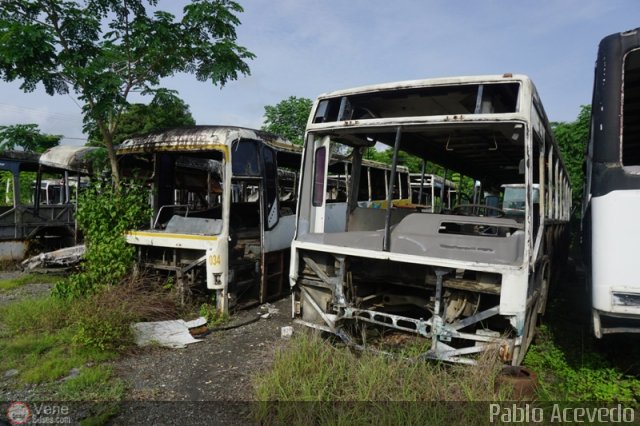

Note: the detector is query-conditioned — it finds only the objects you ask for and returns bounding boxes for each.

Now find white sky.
[0,0,638,145]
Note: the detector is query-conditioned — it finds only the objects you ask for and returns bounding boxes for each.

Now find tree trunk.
[104,132,121,189]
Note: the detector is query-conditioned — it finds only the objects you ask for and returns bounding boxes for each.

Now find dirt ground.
[114,297,293,401]
[110,297,295,424]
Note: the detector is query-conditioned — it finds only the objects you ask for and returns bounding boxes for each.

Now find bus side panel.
[264,214,297,253]
[591,190,640,314]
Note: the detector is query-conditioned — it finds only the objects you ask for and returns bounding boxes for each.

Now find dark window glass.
[232,140,261,176]
[312,147,326,207]
[312,83,520,123]
[357,167,370,201]
[623,49,640,166]
[370,168,387,200]
[263,147,279,229]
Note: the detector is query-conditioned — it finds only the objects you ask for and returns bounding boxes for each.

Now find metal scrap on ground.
[21,245,86,271]
[131,317,207,349]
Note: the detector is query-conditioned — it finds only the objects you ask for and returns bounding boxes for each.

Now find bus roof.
[0,150,40,172]
[117,126,299,156]
[39,145,103,174]
[315,74,533,99]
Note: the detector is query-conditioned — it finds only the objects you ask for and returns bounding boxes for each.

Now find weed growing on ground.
[199,298,229,327]
[0,297,118,386]
[0,273,60,292]
[58,365,125,401]
[0,276,176,399]
[525,324,640,401]
[253,331,511,424]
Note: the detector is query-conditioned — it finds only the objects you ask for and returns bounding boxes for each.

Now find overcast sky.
[0,0,638,145]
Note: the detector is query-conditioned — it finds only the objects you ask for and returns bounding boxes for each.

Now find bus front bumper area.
[290,241,532,365]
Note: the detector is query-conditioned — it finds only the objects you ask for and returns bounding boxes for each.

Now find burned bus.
[118,126,302,312]
[583,28,640,338]
[290,74,572,365]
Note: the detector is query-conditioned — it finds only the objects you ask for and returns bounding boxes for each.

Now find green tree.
[363,146,439,174]
[87,90,196,146]
[262,96,312,145]
[0,0,255,187]
[552,105,590,215]
[0,123,61,152]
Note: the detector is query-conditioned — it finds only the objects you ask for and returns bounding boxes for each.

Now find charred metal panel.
[591,28,640,164]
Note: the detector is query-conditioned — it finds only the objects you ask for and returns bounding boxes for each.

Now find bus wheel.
[515,289,543,365]
[537,256,551,316]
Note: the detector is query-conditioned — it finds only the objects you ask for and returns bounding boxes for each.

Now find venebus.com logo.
[6,402,72,425]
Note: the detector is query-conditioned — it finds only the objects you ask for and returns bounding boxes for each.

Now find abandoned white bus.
[118,126,302,312]
[290,74,572,365]
[583,28,640,338]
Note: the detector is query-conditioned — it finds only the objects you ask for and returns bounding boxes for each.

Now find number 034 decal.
[208,254,221,266]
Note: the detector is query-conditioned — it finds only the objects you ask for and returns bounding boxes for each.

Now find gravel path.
[110,297,297,424]
[114,297,293,401]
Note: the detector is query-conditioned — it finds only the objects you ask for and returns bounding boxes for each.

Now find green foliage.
[199,300,229,326]
[0,278,174,393]
[53,180,151,299]
[0,296,71,336]
[552,105,590,216]
[262,96,313,145]
[71,303,133,351]
[363,147,422,173]
[525,325,640,401]
[0,0,255,183]
[0,123,61,152]
[86,90,196,147]
[363,146,452,176]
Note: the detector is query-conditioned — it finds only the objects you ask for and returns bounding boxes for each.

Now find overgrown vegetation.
[525,324,640,401]
[253,332,512,424]
[552,105,590,215]
[53,180,151,299]
[0,277,176,397]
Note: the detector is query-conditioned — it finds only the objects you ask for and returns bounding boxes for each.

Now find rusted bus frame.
[0,147,97,260]
[119,126,302,314]
[290,74,572,365]
[327,156,412,206]
[409,173,457,212]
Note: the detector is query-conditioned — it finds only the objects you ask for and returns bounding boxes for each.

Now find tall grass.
[0,275,176,394]
[253,332,512,424]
